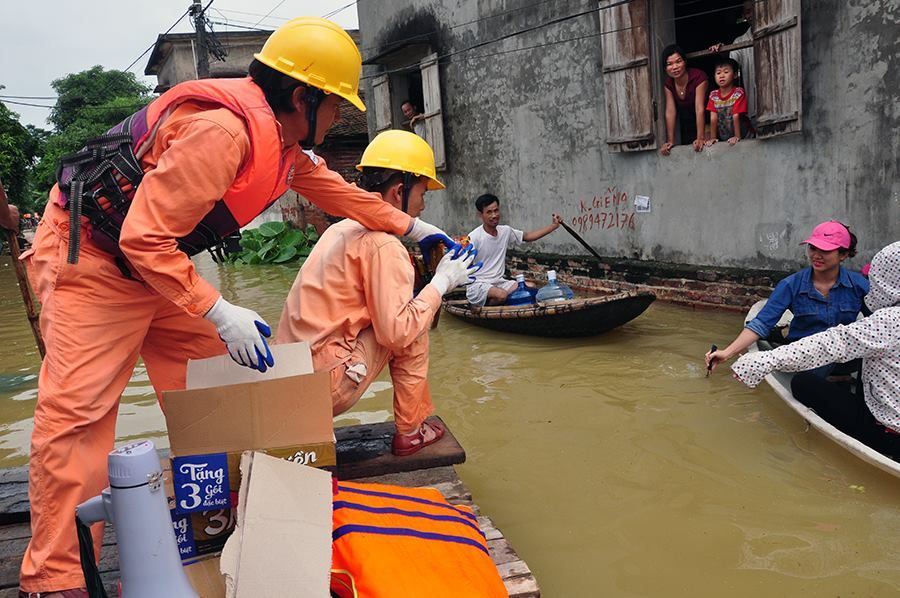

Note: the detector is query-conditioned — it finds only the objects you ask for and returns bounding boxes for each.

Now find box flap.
[221,452,332,598]
[164,371,332,456]
[186,342,314,390]
[184,555,226,598]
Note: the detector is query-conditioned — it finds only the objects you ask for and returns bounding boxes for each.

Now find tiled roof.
[328,95,369,137]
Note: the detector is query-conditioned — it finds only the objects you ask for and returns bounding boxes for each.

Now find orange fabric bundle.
[331,481,508,598]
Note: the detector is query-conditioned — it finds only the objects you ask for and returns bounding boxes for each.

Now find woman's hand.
[727,136,740,145]
[704,138,718,147]
[692,138,705,152]
[660,142,674,156]
[708,43,724,53]
[705,348,731,372]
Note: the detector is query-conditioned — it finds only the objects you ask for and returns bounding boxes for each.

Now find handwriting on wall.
[570,187,635,234]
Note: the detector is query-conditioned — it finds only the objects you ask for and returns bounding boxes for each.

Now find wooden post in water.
[5,230,45,359]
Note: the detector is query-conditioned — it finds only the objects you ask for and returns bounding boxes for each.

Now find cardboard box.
[223,452,333,597]
[162,342,335,560]
[182,452,332,598]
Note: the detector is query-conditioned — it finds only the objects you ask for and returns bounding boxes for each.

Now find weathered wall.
[358,0,899,273]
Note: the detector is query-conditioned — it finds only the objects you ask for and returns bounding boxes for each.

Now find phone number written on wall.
[571,187,635,234]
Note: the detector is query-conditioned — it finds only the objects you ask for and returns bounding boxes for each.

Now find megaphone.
[76,440,199,598]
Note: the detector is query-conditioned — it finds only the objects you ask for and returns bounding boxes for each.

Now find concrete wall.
[358,0,899,273]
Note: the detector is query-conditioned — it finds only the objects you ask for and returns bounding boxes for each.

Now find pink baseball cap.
[800,221,851,251]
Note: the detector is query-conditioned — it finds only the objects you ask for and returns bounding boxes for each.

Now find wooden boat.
[442,289,655,337]
[745,300,900,478]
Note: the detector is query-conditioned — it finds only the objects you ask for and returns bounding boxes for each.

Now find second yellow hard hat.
[357,130,445,190]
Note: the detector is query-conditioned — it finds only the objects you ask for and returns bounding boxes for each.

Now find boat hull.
[442,290,655,338]
[745,300,900,478]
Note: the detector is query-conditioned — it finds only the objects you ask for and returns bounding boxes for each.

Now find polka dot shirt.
[733,241,900,432]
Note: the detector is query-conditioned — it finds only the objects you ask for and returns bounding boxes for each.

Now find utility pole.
[191,0,209,79]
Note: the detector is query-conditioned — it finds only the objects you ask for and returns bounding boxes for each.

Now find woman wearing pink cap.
[731,241,900,455]
[707,221,869,375]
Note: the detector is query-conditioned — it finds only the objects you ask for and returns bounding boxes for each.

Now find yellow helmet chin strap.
[301,88,326,150]
[400,172,415,215]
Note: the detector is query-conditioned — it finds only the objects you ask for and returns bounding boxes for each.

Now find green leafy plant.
[225,221,319,265]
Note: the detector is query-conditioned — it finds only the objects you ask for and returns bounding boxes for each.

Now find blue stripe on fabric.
[333,500,485,539]
[336,484,478,522]
[333,524,489,556]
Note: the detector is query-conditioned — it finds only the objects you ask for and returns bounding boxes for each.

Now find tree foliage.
[48,66,151,131]
[0,99,43,210]
[31,67,152,200]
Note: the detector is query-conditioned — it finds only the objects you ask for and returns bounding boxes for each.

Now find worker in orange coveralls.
[17,18,455,598]
[277,130,479,457]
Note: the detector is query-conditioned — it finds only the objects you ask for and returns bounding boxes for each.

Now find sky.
[0,0,359,129]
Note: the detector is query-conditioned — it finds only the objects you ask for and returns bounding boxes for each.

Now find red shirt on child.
[706,87,748,140]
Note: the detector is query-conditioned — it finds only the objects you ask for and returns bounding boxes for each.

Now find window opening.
[677,0,756,119]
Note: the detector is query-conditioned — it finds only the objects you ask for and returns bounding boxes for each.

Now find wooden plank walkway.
[0,418,539,597]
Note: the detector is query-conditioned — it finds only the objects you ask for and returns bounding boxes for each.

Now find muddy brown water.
[1,254,899,596]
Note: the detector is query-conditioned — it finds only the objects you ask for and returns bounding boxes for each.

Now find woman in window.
[660,45,708,155]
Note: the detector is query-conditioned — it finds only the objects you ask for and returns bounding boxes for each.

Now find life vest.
[330,481,508,598]
[56,77,297,263]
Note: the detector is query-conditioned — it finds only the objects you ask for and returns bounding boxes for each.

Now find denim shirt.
[745,267,869,341]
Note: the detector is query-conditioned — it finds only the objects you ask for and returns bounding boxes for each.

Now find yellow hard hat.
[254,17,365,112]
[356,130,445,190]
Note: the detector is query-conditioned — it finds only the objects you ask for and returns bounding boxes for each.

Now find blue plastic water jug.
[506,274,535,306]
[535,270,574,304]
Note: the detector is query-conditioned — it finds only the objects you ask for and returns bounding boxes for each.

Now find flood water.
[2,253,899,596]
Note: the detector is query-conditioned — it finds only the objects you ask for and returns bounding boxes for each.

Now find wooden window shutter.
[752,0,802,138]
[419,53,447,170]
[599,0,655,152]
[371,73,392,134]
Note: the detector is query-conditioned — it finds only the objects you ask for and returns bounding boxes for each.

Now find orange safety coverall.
[19,101,411,592]
[276,219,442,434]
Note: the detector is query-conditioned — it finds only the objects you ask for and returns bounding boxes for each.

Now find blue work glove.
[204,296,275,372]
[429,244,481,295]
[407,218,455,269]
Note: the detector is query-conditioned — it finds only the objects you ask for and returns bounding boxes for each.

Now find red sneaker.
[391,420,445,456]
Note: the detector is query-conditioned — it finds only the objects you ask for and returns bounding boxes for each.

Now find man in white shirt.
[466,193,563,306]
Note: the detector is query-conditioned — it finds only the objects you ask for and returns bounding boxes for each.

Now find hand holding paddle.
[705,344,721,376]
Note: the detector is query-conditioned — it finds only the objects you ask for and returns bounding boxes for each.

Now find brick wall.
[505,250,790,312]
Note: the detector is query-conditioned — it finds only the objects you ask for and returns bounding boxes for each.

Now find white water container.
[535,270,574,304]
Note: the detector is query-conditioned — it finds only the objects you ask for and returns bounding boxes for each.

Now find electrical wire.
[361,0,632,81]
[362,0,764,80]
[4,0,763,110]
[123,7,192,73]
[322,1,359,20]
[251,0,288,27]
[0,94,58,100]
[214,7,290,21]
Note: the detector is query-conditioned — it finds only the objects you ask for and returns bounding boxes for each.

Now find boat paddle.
[559,220,605,263]
[4,229,45,359]
[705,344,717,377]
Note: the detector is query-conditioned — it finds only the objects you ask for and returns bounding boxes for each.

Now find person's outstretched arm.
[693,80,709,151]
[661,88,676,155]
[523,214,562,242]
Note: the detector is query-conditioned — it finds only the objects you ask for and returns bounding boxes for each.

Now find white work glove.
[204,296,275,372]
[406,218,454,247]
[429,244,480,296]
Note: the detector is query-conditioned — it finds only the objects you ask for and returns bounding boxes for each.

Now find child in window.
[705,57,752,146]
